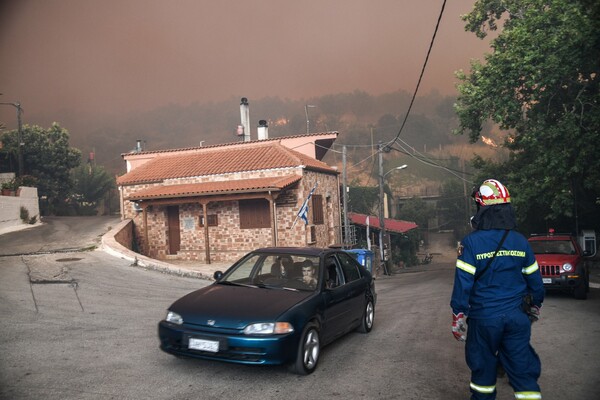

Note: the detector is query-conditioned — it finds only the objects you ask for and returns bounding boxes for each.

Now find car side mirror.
[213,271,224,281]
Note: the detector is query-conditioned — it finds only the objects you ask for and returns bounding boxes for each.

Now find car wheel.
[573,281,587,300]
[586,273,590,293]
[291,322,320,375]
[357,299,374,333]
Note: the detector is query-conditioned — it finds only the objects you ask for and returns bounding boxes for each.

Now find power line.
[386,0,447,148]
[331,0,448,162]
[390,145,473,175]
[391,140,473,184]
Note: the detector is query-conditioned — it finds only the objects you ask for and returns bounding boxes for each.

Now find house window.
[239,199,270,229]
[199,214,218,227]
[312,194,324,225]
[309,225,317,244]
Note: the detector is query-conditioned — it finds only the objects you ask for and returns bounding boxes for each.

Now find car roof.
[529,234,574,241]
[251,247,337,257]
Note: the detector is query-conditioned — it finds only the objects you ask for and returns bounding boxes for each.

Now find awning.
[348,212,418,234]
[126,175,301,201]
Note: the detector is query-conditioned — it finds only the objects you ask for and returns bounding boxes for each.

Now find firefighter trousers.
[466,309,541,400]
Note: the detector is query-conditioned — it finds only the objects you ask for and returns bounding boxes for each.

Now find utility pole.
[0,101,24,177]
[304,104,316,134]
[462,159,470,225]
[343,145,349,248]
[378,142,389,275]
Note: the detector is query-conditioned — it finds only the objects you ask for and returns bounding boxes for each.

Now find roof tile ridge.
[273,143,306,164]
[121,132,340,156]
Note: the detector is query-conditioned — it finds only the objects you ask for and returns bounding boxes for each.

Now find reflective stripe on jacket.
[451,229,544,319]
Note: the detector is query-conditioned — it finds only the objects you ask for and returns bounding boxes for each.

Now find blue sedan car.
[158,247,377,374]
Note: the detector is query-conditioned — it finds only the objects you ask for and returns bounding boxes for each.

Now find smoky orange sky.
[0,0,491,128]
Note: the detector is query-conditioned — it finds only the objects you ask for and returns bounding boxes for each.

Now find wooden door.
[167,206,180,254]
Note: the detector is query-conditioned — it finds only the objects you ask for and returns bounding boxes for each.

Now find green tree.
[454,0,600,233]
[348,186,380,215]
[396,197,435,266]
[71,163,116,215]
[398,197,435,231]
[1,123,81,214]
[439,179,472,241]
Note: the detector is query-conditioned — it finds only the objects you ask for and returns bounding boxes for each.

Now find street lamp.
[382,164,407,223]
[304,104,316,134]
[384,164,408,179]
[0,101,24,177]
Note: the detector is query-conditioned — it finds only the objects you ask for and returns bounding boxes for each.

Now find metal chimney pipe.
[240,97,251,142]
[257,120,268,140]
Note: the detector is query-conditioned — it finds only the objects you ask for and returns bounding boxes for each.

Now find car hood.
[535,254,580,265]
[170,284,312,330]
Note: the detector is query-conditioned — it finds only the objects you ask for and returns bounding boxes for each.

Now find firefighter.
[450,179,544,400]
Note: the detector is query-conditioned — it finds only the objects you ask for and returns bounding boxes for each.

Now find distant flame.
[271,118,288,126]
[481,136,498,147]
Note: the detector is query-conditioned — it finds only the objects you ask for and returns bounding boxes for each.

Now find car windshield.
[530,240,576,255]
[219,252,321,292]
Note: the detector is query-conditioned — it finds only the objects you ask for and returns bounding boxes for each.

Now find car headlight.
[243,322,294,335]
[563,263,573,272]
[166,311,183,325]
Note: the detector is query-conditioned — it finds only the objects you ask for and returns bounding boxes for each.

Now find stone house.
[116,132,341,264]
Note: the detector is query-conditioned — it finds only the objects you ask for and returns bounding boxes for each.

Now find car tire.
[291,322,320,375]
[357,299,374,333]
[586,273,590,293]
[573,281,587,300]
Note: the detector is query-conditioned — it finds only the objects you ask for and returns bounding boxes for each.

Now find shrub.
[19,206,30,222]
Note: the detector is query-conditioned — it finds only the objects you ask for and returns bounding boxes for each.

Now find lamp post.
[0,101,24,177]
[378,142,407,275]
[304,104,316,134]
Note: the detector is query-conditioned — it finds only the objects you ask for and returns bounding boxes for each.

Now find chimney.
[135,139,143,152]
[257,120,268,140]
[240,97,251,142]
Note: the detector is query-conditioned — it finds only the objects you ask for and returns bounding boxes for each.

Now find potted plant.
[2,178,18,196]
[1,179,18,196]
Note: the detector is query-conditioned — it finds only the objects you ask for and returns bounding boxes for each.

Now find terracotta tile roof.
[117,142,337,186]
[121,132,338,157]
[348,212,418,234]
[127,175,302,201]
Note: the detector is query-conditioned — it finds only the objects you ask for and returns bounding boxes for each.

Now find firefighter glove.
[528,305,540,323]
[452,312,467,342]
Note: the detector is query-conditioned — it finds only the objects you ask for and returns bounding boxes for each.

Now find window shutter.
[312,194,324,225]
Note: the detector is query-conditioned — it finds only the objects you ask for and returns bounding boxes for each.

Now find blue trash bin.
[346,249,374,273]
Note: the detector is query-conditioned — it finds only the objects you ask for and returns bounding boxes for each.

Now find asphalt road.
[0,217,599,399]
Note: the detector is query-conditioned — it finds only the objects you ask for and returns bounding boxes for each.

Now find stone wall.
[119,169,341,263]
[113,219,133,249]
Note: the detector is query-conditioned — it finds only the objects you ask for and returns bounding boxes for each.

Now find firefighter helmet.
[473,179,511,206]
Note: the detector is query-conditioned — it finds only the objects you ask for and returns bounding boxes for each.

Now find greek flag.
[297,183,318,225]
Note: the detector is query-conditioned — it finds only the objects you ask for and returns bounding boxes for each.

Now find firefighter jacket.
[451,229,544,319]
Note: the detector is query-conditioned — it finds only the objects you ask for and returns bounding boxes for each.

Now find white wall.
[0,187,40,234]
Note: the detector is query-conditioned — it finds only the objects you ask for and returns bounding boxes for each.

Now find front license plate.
[189,338,219,353]
[542,278,552,284]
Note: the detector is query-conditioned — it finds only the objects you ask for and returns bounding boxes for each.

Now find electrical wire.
[386,0,447,148]
[392,140,473,183]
